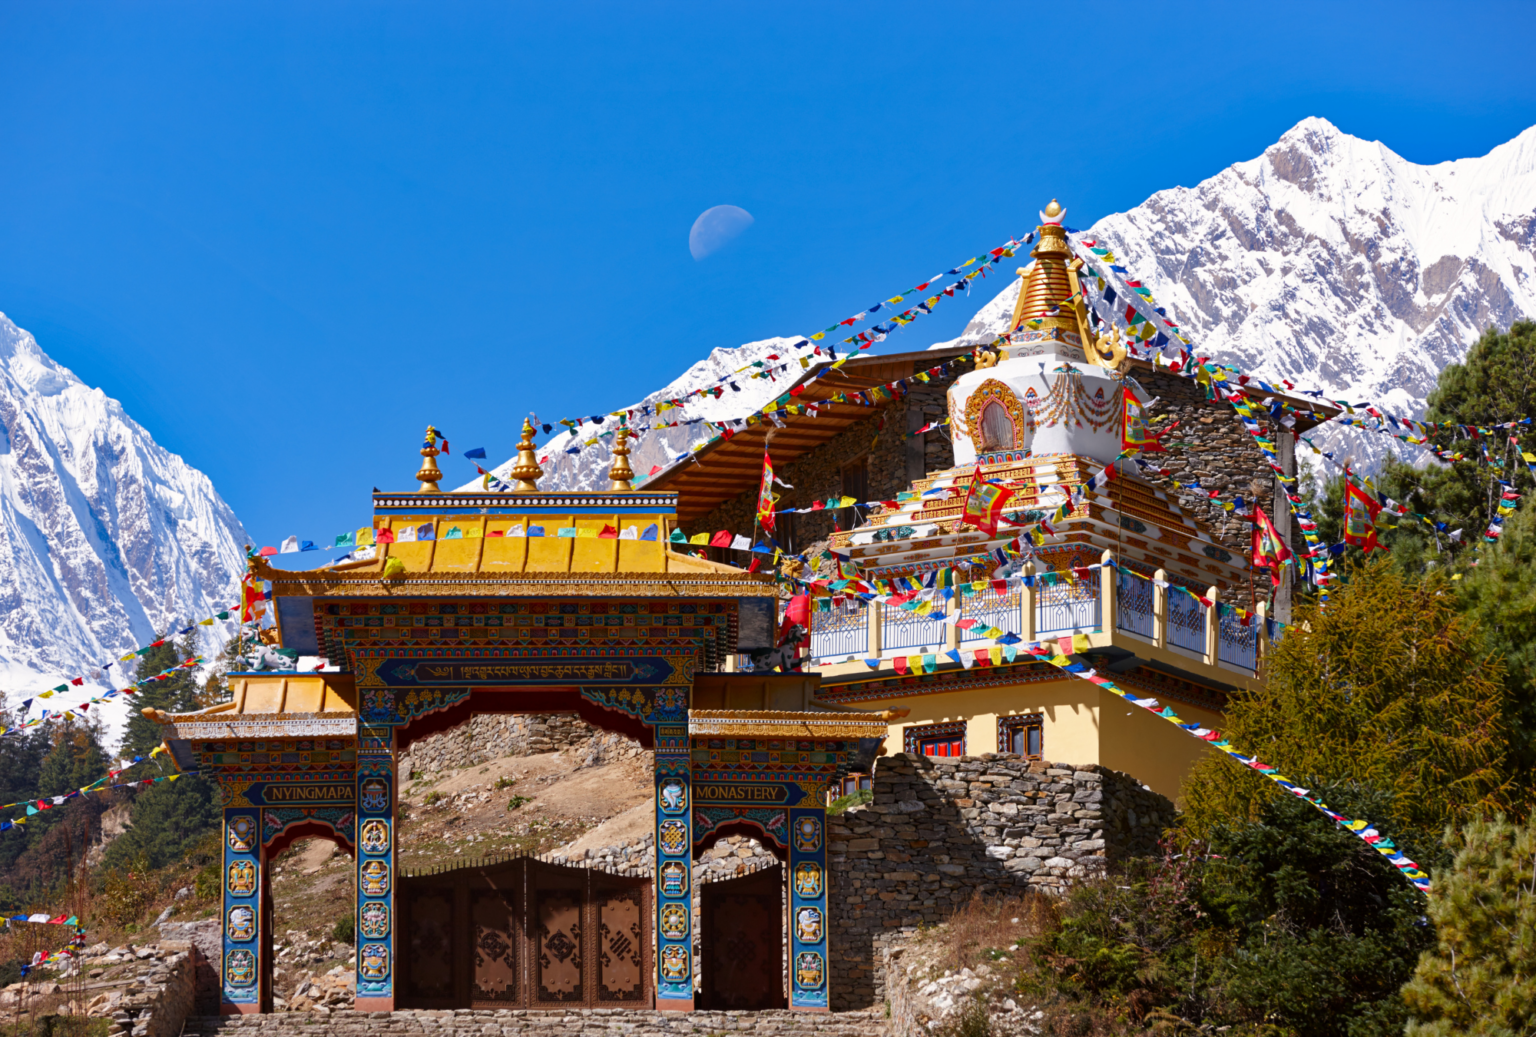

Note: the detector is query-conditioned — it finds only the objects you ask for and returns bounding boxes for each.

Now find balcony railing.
[810,598,869,660]
[1115,569,1155,640]
[786,550,1282,677]
[881,601,947,651]
[1216,603,1258,673]
[1167,588,1207,655]
[960,584,1023,643]
[1036,578,1100,636]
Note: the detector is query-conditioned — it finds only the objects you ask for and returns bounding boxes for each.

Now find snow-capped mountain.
[467,336,811,492]
[942,117,1536,465]
[0,312,250,718]
[486,117,1536,489]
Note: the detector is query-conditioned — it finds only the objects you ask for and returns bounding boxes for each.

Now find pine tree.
[1365,321,1536,561]
[1181,559,1514,837]
[1453,503,1536,792]
[1402,815,1536,1034]
[110,629,221,871]
[121,631,201,759]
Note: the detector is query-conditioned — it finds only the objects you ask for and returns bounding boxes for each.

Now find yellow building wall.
[1097,691,1225,808]
[865,678,1227,805]
[877,678,1103,771]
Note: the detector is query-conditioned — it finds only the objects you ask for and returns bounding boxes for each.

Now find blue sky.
[3,1,1535,553]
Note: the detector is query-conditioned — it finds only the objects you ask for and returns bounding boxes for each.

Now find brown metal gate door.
[700,864,786,1010]
[399,876,460,1007]
[471,879,522,1008]
[592,871,648,1005]
[398,857,650,1010]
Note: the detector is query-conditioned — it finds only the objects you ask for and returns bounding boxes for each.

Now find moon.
[689,205,754,260]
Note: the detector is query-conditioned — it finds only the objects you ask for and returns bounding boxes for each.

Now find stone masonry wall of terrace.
[1131,365,1289,562]
[827,751,1175,1011]
[397,714,605,776]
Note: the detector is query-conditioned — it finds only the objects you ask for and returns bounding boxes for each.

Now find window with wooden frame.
[904,720,966,758]
[997,714,1043,759]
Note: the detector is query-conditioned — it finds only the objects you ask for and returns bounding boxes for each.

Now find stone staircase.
[181,1008,888,1037]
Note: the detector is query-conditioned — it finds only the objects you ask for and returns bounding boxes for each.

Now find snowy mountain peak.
[1074,119,1536,460]
[0,312,250,711]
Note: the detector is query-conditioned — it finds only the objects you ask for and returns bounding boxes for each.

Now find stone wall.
[0,939,203,1037]
[184,1008,887,1036]
[828,752,1174,1010]
[682,366,960,566]
[1130,365,1291,561]
[397,714,600,777]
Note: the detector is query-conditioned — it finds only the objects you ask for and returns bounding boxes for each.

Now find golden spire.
[509,418,544,492]
[1007,198,1092,347]
[415,425,443,493]
[608,425,634,491]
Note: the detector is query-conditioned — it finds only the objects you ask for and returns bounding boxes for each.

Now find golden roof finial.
[608,425,634,491]
[509,418,544,492]
[1006,197,1080,339]
[416,426,443,493]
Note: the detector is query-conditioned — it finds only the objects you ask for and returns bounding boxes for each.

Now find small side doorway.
[699,864,786,1009]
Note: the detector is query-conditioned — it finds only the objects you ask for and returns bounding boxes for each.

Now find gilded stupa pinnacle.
[415,425,444,493]
[608,426,635,491]
[509,419,544,492]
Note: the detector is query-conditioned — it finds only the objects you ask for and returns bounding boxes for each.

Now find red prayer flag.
[891,656,909,676]
[756,452,777,534]
[1343,481,1386,554]
[960,465,1013,537]
[598,525,618,539]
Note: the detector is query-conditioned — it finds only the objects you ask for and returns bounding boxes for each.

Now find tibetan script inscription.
[377,658,674,686]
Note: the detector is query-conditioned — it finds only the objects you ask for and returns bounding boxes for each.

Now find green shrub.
[827,789,871,815]
[330,911,355,946]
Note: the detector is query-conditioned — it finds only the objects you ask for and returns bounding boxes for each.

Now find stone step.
[182,1008,886,1037]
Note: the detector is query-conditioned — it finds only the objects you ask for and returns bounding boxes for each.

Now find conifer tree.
[1181,559,1514,837]
[108,628,221,870]
[1402,815,1536,1035]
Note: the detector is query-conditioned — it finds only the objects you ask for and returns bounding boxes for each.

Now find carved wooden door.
[530,866,585,1007]
[591,875,649,1006]
[399,884,457,1007]
[700,865,785,1010]
[470,889,522,1008]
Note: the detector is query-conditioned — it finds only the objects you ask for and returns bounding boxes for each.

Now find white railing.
[799,551,1276,676]
[810,598,869,660]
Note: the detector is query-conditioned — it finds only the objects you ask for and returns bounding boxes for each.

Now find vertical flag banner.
[1343,482,1386,553]
[756,451,777,534]
[1252,507,1293,586]
[1122,393,1167,454]
[961,466,1014,537]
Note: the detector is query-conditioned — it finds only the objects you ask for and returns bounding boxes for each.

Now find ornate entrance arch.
[149,482,891,1016]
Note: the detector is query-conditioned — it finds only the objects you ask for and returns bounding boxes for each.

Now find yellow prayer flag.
[800,357,810,369]
[39,692,53,699]
[198,618,214,626]
[1072,633,1091,653]
[577,528,597,538]
[811,332,825,340]
[989,647,1003,666]
[356,527,375,547]
[838,496,857,507]
[689,533,709,545]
